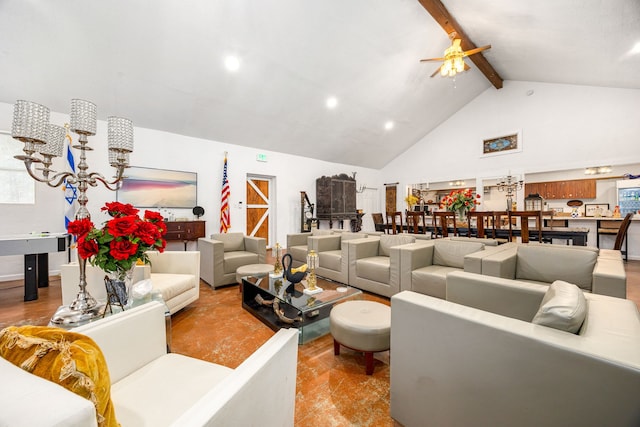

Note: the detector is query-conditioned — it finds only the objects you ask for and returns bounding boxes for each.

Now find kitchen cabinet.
[525,179,596,200]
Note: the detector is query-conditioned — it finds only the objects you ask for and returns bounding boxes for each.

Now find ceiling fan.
[420,32,491,78]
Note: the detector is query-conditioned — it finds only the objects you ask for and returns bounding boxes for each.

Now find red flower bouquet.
[67,202,167,275]
[439,188,481,218]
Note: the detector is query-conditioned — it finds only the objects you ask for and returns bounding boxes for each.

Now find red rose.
[67,218,94,237]
[106,216,138,237]
[135,221,160,245]
[109,239,139,261]
[144,210,164,222]
[157,221,167,235]
[77,236,99,259]
[156,238,167,253]
[102,202,139,217]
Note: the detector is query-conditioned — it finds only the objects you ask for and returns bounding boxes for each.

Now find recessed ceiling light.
[384,121,394,130]
[326,96,338,109]
[224,55,240,72]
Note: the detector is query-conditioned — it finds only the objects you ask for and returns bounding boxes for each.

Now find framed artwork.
[584,203,609,217]
[482,131,522,157]
[117,166,197,208]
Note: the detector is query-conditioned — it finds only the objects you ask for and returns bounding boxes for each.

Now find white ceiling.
[1,0,639,169]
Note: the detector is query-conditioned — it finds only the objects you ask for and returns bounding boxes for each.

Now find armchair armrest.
[592,257,627,298]
[198,238,225,287]
[446,271,546,322]
[72,301,167,383]
[399,241,435,292]
[244,236,266,263]
[286,233,310,248]
[480,245,517,279]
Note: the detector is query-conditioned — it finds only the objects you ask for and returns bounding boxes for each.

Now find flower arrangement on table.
[67,202,167,278]
[439,189,481,220]
[405,194,419,210]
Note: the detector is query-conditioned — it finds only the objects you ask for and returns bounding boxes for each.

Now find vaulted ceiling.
[1,0,638,169]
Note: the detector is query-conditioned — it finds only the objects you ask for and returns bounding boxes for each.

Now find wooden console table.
[165,220,205,250]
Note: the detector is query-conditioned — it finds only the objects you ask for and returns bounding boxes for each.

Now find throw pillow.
[0,326,119,427]
[532,281,587,334]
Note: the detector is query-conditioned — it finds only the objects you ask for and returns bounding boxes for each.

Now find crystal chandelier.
[11,99,133,324]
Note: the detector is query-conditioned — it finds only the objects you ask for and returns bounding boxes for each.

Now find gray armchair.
[348,234,416,297]
[308,232,369,284]
[286,230,334,267]
[199,233,266,288]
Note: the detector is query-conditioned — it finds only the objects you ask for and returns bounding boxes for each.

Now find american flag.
[220,153,231,233]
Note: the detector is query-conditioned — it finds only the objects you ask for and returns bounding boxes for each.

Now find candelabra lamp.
[11,99,133,325]
[303,250,322,295]
[272,243,283,276]
[497,173,524,211]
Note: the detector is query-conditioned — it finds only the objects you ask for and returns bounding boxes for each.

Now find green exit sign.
[256,153,268,162]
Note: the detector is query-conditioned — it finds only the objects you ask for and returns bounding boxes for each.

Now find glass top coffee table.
[242,274,362,344]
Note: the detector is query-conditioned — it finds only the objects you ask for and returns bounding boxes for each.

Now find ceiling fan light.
[454,57,465,73]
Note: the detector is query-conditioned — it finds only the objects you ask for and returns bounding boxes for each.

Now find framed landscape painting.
[482,131,522,157]
[117,166,197,208]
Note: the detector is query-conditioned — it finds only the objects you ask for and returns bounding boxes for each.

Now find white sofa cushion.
[379,235,415,257]
[312,229,333,236]
[111,353,232,427]
[149,273,195,301]
[318,250,342,271]
[433,240,484,268]
[532,280,587,334]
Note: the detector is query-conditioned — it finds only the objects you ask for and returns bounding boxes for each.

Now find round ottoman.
[330,300,391,375]
[235,264,275,284]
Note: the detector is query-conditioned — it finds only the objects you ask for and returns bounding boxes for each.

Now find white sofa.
[61,251,200,315]
[390,273,640,427]
[0,302,299,427]
[480,243,627,298]
[199,233,266,288]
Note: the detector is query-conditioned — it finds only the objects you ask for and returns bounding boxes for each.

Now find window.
[0,131,35,204]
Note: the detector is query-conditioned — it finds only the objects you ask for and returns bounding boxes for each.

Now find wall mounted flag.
[220,152,231,233]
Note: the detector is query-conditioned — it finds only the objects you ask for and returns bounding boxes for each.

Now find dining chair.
[371,213,385,233]
[613,213,633,261]
[432,211,457,238]
[386,211,404,235]
[467,211,493,238]
[508,210,543,243]
[406,211,426,234]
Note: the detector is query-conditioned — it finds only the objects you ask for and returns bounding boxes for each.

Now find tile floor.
[0,260,638,426]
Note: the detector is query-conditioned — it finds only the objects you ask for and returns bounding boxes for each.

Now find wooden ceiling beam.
[418,0,503,89]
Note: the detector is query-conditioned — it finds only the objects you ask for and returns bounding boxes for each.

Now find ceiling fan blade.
[462,45,491,57]
[420,57,446,62]
[430,65,442,78]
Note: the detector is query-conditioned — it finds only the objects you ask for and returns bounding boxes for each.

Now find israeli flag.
[64,132,78,232]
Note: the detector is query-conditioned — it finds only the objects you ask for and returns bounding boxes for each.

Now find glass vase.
[104,266,135,309]
[457,208,468,224]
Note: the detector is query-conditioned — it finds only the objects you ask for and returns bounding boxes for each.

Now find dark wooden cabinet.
[525,179,596,200]
[165,220,206,250]
[316,174,359,230]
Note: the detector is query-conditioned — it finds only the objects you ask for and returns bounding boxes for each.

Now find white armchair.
[60,251,200,315]
[0,302,299,426]
[199,233,266,288]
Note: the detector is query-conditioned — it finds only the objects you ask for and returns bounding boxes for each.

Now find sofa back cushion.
[516,245,597,290]
[532,280,587,334]
[379,235,415,257]
[340,232,366,241]
[312,229,333,236]
[211,233,245,252]
[433,240,485,268]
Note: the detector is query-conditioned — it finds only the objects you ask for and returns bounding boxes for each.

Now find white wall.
[0,101,380,280]
[381,80,640,212]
